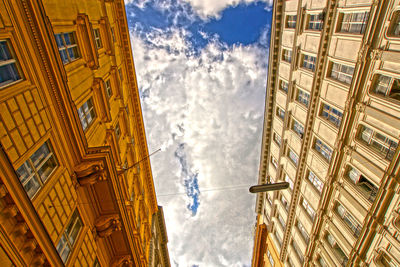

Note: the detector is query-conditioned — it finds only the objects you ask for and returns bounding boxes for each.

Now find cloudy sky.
[125,1,272,266]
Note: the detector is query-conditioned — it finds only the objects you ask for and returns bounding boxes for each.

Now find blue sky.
[126,0,272,266]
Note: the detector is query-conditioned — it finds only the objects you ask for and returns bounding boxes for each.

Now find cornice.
[113,0,158,214]
[255,0,284,215]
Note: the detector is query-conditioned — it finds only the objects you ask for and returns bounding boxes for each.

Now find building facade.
[253,0,400,266]
[148,206,171,267]
[252,215,284,267]
[0,0,166,266]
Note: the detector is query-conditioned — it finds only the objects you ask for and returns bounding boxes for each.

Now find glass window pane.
[30,143,50,168]
[37,155,57,182]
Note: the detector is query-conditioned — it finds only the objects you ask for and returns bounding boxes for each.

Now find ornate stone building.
[148,206,171,267]
[253,0,400,266]
[0,0,168,266]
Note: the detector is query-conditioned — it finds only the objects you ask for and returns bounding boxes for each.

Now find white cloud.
[131,28,267,266]
[181,0,273,19]
[125,0,273,20]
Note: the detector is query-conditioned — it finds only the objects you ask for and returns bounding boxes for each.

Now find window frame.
[329,61,354,85]
[297,88,310,107]
[56,210,83,263]
[279,79,289,94]
[286,15,297,29]
[292,119,304,139]
[276,106,285,121]
[320,102,343,128]
[297,220,310,244]
[77,97,96,131]
[302,197,316,221]
[314,138,333,162]
[335,202,362,238]
[357,124,398,160]
[15,141,58,199]
[370,74,400,102]
[105,79,113,98]
[338,11,369,34]
[273,132,282,146]
[282,48,292,63]
[302,54,317,72]
[93,28,102,49]
[54,32,80,64]
[307,13,324,31]
[307,170,324,194]
[0,39,23,88]
[288,148,299,166]
[284,173,294,191]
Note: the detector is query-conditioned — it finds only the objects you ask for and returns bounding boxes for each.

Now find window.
[292,119,304,139]
[319,256,328,267]
[16,141,58,198]
[292,240,304,264]
[55,32,80,64]
[111,27,116,42]
[329,62,354,85]
[284,174,294,191]
[276,107,285,121]
[78,98,96,131]
[321,103,343,128]
[118,68,123,82]
[302,54,316,72]
[336,203,362,238]
[282,49,292,63]
[358,125,398,160]
[57,210,83,263]
[281,195,289,212]
[371,74,400,101]
[286,15,297,28]
[326,233,348,266]
[288,148,299,166]
[105,79,112,98]
[302,198,315,221]
[275,231,283,246]
[307,170,324,194]
[278,214,286,229]
[115,122,121,141]
[339,12,369,34]
[297,89,310,107]
[280,80,289,94]
[0,40,22,88]
[308,13,324,30]
[390,11,400,36]
[314,138,332,162]
[273,132,282,146]
[267,193,273,205]
[297,220,310,244]
[93,28,102,49]
[267,250,274,266]
[271,156,278,169]
[347,166,377,202]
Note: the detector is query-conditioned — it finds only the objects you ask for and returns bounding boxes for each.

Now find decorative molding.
[75,13,99,69]
[93,78,112,122]
[73,160,107,187]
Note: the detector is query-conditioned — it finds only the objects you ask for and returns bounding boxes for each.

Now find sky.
[125,1,273,266]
